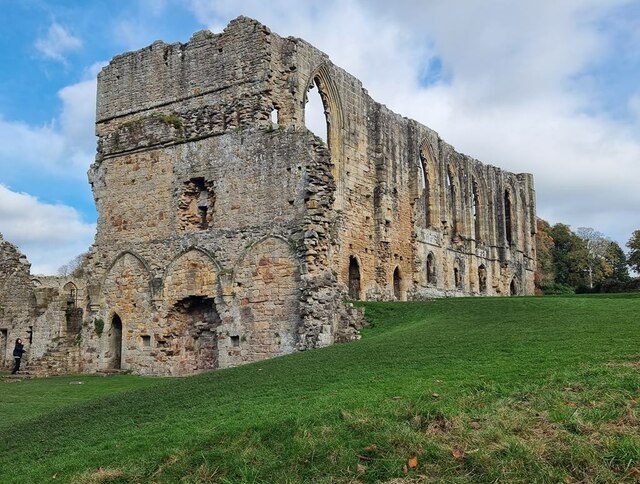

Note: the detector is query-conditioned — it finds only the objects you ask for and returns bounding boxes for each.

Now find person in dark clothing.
[11,338,25,374]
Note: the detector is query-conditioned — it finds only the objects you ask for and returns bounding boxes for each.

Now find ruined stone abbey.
[0,17,536,376]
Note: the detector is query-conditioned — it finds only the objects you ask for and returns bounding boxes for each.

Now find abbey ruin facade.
[0,17,536,376]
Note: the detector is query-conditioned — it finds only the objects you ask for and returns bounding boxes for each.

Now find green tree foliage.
[550,223,589,287]
[627,230,640,275]
[576,227,614,288]
[604,241,630,282]
[534,218,556,292]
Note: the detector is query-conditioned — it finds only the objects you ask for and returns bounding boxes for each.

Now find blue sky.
[0,0,638,274]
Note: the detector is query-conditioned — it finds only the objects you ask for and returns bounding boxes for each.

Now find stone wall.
[3,16,536,377]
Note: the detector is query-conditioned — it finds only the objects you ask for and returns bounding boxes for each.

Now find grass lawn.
[1,294,639,483]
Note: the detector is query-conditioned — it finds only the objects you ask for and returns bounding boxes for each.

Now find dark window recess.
[231,335,240,347]
[178,177,215,231]
[142,335,151,347]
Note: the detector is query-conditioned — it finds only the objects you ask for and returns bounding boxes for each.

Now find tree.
[627,230,640,275]
[550,223,589,287]
[57,252,89,278]
[534,218,555,291]
[576,227,611,288]
[604,241,630,283]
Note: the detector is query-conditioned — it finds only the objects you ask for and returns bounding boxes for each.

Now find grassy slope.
[0,294,638,483]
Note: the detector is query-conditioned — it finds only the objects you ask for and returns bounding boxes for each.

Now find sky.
[0,0,638,274]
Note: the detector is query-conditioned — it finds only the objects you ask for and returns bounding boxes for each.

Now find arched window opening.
[419,155,431,227]
[348,256,361,300]
[510,278,518,296]
[478,265,487,294]
[447,168,457,237]
[63,282,78,309]
[393,266,402,300]
[109,314,123,370]
[304,79,328,143]
[453,259,463,289]
[505,189,513,246]
[426,253,435,284]
[473,181,481,243]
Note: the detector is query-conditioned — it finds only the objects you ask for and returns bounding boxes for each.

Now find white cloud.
[0,69,102,178]
[186,0,640,246]
[0,185,95,275]
[34,22,82,63]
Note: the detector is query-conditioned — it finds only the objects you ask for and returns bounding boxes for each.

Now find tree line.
[535,220,640,294]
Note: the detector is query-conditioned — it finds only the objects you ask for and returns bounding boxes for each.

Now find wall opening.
[230,335,240,347]
[108,314,123,370]
[0,328,7,367]
[453,258,463,289]
[178,177,215,231]
[426,252,435,284]
[473,181,481,243]
[505,189,513,246]
[510,278,518,296]
[304,78,328,143]
[447,168,457,237]
[478,265,487,294]
[63,282,77,309]
[419,155,431,227]
[270,107,279,127]
[393,266,402,300]
[348,256,361,300]
[168,295,221,371]
[141,335,151,347]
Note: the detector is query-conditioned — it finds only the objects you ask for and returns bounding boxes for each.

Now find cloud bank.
[0,185,95,275]
[188,0,640,246]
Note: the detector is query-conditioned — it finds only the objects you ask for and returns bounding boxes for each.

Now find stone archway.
[393,266,402,300]
[348,256,361,300]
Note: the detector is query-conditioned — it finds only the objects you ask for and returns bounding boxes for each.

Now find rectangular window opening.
[231,335,240,347]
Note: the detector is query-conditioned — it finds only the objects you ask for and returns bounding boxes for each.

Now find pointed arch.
[393,266,403,300]
[419,138,439,228]
[101,251,153,310]
[426,252,436,285]
[446,163,460,237]
[234,236,302,361]
[303,64,345,209]
[163,249,220,303]
[478,265,487,294]
[504,187,515,247]
[348,255,361,300]
[470,169,489,244]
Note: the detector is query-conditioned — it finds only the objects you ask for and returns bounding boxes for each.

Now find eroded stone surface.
[0,17,536,376]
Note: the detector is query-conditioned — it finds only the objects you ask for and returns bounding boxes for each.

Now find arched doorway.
[108,314,123,370]
[478,265,487,294]
[510,278,518,296]
[393,266,402,300]
[348,256,361,300]
[426,253,435,284]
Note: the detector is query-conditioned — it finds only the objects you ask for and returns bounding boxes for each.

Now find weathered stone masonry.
[1,17,535,376]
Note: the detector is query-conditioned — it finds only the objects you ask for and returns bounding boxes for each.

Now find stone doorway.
[393,267,402,300]
[510,278,518,296]
[108,314,123,369]
[348,256,361,300]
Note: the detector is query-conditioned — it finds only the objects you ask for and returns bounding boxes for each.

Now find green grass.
[1,294,639,483]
